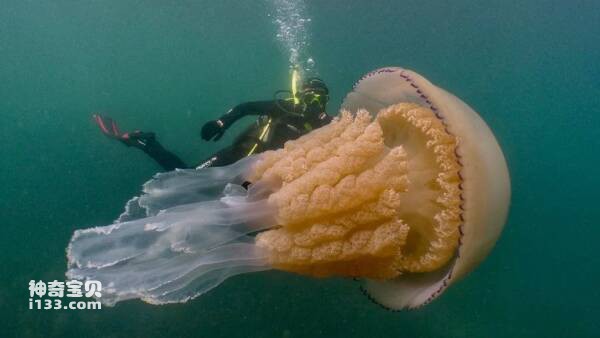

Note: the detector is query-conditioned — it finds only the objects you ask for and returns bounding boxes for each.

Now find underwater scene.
[1,1,599,337]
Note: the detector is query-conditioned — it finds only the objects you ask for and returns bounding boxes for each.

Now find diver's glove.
[201,119,226,141]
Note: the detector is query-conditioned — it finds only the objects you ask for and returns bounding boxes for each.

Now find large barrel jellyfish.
[67,67,510,309]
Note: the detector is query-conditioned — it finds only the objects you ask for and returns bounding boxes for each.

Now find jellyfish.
[66,67,510,309]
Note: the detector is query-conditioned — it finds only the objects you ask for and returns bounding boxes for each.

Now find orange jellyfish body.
[251,104,463,281]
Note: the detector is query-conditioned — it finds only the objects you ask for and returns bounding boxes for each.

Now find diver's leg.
[136,134,187,171]
[93,114,187,171]
[195,146,244,169]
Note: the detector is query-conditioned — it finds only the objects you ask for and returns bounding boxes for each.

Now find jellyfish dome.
[66,67,510,309]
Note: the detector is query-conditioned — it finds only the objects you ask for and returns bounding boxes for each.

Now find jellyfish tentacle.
[67,162,277,306]
[68,241,270,305]
[118,155,259,222]
[68,192,274,269]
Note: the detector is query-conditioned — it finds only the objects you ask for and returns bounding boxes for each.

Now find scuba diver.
[93,77,331,171]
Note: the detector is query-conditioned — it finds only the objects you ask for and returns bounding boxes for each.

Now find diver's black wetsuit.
[128,132,187,170]
[137,99,331,171]
[197,99,331,168]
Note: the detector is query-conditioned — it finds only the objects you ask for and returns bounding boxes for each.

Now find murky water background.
[1,1,598,337]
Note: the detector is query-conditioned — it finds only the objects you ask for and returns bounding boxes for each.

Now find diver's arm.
[201,101,279,141]
[218,101,279,128]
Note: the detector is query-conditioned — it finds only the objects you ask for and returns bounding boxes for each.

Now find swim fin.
[93,113,153,147]
[93,114,126,139]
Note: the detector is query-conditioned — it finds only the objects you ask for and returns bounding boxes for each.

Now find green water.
[1,1,599,337]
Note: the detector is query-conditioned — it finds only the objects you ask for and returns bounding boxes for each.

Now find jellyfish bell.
[342,67,510,309]
[66,67,510,309]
